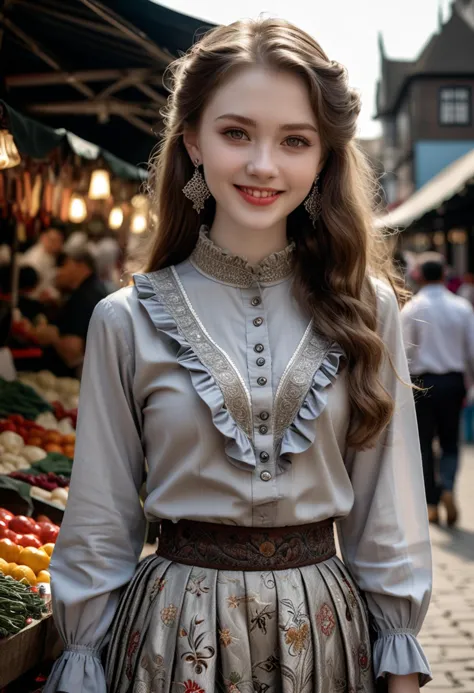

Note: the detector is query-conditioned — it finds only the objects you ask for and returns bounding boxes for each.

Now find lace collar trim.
[189,226,295,288]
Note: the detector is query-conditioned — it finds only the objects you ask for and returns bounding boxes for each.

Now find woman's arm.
[337,280,432,689]
[44,296,146,693]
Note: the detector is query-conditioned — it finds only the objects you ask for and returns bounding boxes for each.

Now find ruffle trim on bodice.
[278,344,345,467]
[134,271,345,473]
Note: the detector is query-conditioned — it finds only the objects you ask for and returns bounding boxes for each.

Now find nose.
[246,143,278,180]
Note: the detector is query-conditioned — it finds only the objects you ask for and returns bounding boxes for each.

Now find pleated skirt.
[105,553,376,693]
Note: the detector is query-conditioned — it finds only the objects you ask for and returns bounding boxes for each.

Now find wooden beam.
[136,82,167,107]
[6,68,155,88]
[76,0,172,65]
[0,16,95,99]
[29,100,158,118]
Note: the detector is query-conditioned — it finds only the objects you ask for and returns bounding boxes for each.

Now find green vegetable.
[0,378,52,419]
[0,574,47,637]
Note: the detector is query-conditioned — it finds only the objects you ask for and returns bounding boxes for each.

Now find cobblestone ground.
[421,444,474,692]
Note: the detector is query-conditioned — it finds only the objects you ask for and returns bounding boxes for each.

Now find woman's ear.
[183,126,201,165]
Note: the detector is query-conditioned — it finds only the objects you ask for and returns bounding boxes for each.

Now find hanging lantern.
[131,212,147,234]
[108,206,124,230]
[0,130,21,170]
[88,169,111,200]
[69,194,87,223]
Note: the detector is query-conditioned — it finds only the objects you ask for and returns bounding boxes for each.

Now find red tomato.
[3,529,23,544]
[0,519,9,537]
[0,421,16,433]
[36,515,53,524]
[17,533,42,549]
[0,509,14,524]
[9,414,25,426]
[38,522,59,544]
[16,427,28,440]
[9,515,36,535]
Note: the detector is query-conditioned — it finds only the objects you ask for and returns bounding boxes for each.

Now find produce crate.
[0,487,64,526]
[0,614,62,688]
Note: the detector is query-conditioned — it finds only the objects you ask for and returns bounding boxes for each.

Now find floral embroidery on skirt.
[105,555,375,693]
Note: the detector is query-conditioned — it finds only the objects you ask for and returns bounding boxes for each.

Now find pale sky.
[154,0,453,138]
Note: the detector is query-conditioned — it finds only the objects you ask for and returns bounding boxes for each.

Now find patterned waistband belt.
[157,518,336,571]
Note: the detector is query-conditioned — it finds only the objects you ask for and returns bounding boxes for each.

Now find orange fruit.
[44,443,63,454]
[37,570,50,583]
[61,434,76,445]
[45,431,62,444]
[62,445,75,459]
[18,546,50,574]
[11,565,36,585]
[0,538,21,563]
[0,557,9,574]
[41,543,55,557]
[26,436,43,447]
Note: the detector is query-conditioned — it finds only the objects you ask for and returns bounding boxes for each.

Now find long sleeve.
[44,298,146,693]
[337,281,432,685]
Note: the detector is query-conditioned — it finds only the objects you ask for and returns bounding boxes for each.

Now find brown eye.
[224,129,249,141]
[284,136,309,148]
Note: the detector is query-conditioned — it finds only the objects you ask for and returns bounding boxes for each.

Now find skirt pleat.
[105,555,375,693]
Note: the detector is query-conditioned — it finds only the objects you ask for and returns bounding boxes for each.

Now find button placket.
[242,284,278,526]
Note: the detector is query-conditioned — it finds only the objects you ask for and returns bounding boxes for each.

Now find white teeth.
[241,187,278,198]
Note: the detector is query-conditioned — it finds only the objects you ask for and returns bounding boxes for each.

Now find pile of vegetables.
[0,509,59,586]
[0,573,47,638]
[0,421,76,476]
[9,472,69,507]
[0,378,52,420]
[18,371,80,413]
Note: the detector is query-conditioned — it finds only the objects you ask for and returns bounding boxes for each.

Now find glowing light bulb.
[131,212,147,234]
[69,195,87,223]
[88,169,111,200]
[108,206,124,230]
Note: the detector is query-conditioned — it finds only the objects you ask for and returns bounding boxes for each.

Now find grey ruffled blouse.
[45,228,432,692]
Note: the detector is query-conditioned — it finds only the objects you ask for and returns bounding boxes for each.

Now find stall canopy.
[1,100,147,181]
[377,147,474,229]
[0,0,214,165]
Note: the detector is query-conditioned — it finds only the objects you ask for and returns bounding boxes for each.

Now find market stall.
[0,100,151,375]
[0,367,76,688]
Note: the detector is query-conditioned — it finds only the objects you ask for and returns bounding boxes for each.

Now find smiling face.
[184,66,323,237]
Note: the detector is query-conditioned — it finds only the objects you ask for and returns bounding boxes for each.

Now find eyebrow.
[215,113,318,133]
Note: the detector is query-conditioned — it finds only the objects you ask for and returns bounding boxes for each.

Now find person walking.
[401,258,474,526]
[44,19,431,693]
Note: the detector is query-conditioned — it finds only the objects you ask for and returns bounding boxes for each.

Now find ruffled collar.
[189,226,295,288]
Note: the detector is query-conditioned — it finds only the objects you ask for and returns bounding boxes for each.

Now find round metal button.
[257,377,267,386]
[256,357,266,367]
[260,471,272,482]
[253,317,264,327]
[260,451,270,461]
[259,411,269,421]
[259,425,269,435]
[251,297,261,307]
[254,344,264,353]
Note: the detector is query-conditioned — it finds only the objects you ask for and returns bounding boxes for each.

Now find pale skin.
[184,65,420,693]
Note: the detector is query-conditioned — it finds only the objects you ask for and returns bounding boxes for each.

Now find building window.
[439,87,471,125]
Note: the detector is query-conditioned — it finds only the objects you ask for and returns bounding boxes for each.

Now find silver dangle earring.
[304,175,322,227]
[182,159,211,213]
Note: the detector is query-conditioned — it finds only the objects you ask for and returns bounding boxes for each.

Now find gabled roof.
[376,1,474,117]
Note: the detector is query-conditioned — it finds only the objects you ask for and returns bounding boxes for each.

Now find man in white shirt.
[20,226,64,300]
[401,258,474,526]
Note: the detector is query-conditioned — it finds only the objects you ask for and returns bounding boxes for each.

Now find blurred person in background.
[20,225,65,301]
[457,272,474,307]
[401,258,474,526]
[33,249,108,377]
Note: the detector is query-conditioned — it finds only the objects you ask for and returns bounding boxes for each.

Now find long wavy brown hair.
[145,18,404,450]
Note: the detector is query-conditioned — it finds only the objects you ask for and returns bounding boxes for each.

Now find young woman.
[44,18,432,693]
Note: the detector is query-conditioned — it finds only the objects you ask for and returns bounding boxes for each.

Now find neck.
[209,208,288,265]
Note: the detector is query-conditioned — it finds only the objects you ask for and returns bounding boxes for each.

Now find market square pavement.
[421,444,474,692]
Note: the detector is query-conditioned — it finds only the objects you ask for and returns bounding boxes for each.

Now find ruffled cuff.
[373,630,432,687]
[43,645,106,693]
